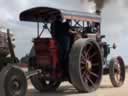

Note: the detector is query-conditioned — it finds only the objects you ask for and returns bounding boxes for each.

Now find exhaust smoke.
[81,0,110,15]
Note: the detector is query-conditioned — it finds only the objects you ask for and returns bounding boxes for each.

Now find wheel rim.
[80,42,102,89]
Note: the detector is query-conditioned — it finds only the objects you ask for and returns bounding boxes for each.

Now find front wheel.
[109,56,125,87]
[0,65,27,96]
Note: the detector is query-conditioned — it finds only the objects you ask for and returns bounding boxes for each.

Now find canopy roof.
[20,7,101,23]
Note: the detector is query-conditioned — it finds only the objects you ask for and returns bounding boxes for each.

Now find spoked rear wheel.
[29,57,61,92]
[109,56,125,87]
[69,39,103,93]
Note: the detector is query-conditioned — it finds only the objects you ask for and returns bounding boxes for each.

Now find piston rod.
[25,69,42,79]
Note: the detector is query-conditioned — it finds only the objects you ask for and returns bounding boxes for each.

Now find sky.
[0,0,128,63]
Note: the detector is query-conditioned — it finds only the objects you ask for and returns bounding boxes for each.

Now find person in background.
[85,21,92,33]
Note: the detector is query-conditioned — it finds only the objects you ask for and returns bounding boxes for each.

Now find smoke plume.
[89,0,108,10]
[81,0,110,14]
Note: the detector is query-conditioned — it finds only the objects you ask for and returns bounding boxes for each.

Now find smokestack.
[88,0,109,15]
[95,10,101,15]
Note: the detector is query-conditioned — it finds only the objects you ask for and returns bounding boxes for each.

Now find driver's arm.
[69,29,77,34]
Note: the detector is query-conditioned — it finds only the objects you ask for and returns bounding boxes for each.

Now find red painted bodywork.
[34,38,61,79]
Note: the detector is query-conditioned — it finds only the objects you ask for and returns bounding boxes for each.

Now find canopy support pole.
[37,22,39,37]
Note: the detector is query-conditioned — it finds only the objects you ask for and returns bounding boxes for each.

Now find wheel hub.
[114,62,121,82]
[13,80,20,90]
[85,60,92,72]
[9,78,21,95]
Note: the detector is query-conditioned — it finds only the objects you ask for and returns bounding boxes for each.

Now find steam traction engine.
[0,7,125,96]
